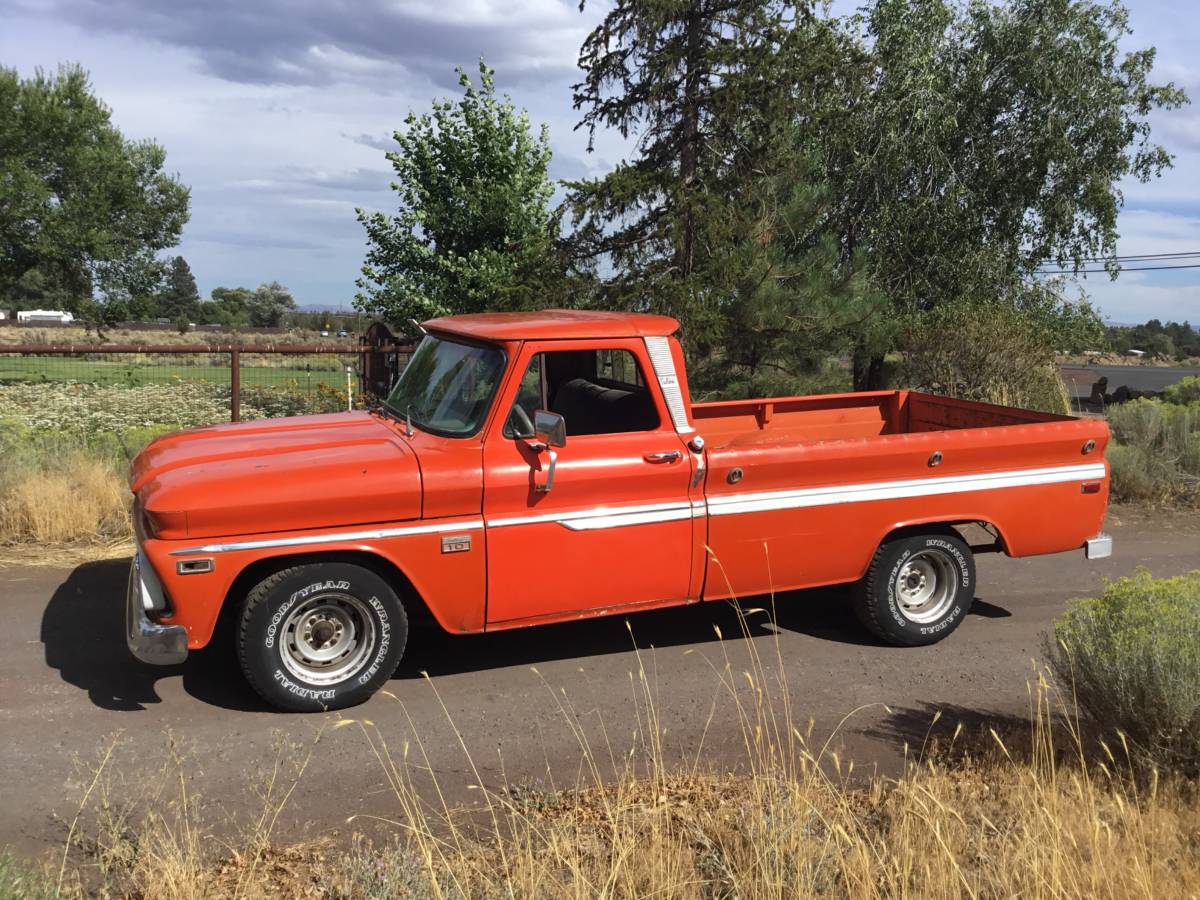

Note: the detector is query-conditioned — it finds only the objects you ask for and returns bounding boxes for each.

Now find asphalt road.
[3,508,1198,858]
[1061,363,1200,396]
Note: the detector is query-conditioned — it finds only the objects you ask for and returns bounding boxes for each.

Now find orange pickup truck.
[127,311,1112,710]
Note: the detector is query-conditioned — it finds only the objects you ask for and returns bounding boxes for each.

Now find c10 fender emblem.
[441,534,472,554]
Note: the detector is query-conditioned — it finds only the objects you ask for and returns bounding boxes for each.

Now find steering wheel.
[509,404,535,438]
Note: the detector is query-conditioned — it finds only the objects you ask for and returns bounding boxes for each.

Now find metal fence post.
[230,348,241,422]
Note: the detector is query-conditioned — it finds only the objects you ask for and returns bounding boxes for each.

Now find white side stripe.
[170,518,484,556]
[488,501,691,529]
[707,463,1106,517]
[561,506,695,531]
[172,463,1105,552]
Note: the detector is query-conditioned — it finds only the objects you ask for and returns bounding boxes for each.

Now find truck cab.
[127,311,1111,711]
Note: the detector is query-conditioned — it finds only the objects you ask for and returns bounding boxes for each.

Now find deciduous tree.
[355,61,562,327]
[0,64,190,310]
[817,0,1187,387]
[246,281,297,328]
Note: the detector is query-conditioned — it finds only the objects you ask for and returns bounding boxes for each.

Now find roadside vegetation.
[1,571,1193,898]
[0,381,351,551]
[1049,570,1200,775]
[898,297,1085,414]
[0,324,360,348]
[1107,376,1200,506]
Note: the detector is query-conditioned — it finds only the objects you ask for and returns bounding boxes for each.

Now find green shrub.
[1047,570,1200,775]
[0,850,55,900]
[1163,375,1200,405]
[899,301,1072,414]
[1107,398,1200,505]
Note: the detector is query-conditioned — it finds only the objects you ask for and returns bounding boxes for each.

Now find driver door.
[482,340,697,624]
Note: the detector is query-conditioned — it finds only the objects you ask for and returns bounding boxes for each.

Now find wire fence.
[0,344,413,434]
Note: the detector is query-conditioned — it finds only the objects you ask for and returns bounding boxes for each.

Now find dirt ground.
[2,506,1197,858]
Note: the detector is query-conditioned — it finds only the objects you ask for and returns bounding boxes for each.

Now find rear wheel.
[237,562,408,711]
[853,531,975,646]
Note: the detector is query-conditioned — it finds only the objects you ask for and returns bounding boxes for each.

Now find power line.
[1065,250,1200,263]
[1036,262,1200,275]
[1037,251,1200,271]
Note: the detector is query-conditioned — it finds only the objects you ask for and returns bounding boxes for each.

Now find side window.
[595,349,646,390]
[503,354,543,438]
[548,348,660,436]
[504,348,661,439]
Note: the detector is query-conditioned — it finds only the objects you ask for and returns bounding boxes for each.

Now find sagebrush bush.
[1047,570,1200,775]
[1164,375,1200,405]
[1107,398,1200,505]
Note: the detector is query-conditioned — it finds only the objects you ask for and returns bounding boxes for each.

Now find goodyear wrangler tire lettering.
[237,564,408,712]
[852,530,975,647]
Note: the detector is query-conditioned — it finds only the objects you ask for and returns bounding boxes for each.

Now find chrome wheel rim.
[280,592,376,686]
[893,550,958,624]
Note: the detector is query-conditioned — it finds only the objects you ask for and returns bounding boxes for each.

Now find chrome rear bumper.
[1085,533,1113,560]
[126,553,188,665]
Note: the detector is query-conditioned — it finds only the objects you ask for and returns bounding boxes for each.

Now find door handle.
[643,450,682,463]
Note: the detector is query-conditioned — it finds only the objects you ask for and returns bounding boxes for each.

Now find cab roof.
[424,309,680,342]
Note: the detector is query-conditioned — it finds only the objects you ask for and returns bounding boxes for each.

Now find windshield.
[385,335,506,437]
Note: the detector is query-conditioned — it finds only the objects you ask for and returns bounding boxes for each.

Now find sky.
[2,0,1199,324]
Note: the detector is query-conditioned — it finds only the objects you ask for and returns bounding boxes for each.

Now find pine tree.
[567,1,830,349]
[568,0,881,390]
[158,256,201,323]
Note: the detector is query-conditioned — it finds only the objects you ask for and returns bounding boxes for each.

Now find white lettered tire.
[852,531,975,646]
[237,562,408,711]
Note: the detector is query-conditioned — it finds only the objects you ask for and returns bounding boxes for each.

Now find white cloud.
[1,0,1194,320]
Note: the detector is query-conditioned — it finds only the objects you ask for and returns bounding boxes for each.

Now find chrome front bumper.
[126,553,188,665]
[1085,533,1113,560]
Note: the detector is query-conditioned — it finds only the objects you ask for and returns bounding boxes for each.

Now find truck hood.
[131,411,420,540]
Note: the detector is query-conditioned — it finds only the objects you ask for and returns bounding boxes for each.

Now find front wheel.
[852,531,975,646]
[237,562,408,711]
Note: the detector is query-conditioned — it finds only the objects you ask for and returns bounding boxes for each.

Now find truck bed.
[694,390,1110,603]
[691,390,1070,450]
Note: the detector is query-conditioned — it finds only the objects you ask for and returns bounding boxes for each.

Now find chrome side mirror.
[533,410,566,448]
[528,409,566,492]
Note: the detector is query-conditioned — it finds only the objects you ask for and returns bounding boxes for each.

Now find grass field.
[0,324,361,348]
[0,354,355,390]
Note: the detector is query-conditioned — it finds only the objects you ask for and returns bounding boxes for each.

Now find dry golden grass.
[37,612,1200,900]
[0,457,131,546]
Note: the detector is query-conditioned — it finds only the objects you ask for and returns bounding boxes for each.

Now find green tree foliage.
[246,281,297,327]
[157,256,201,322]
[568,1,822,347]
[0,64,190,311]
[1108,320,1200,360]
[567,0,1183,397]
[355,61,562,327]
[199,286,253,326]
[816,0,1186,387]
[688,146,883,398]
